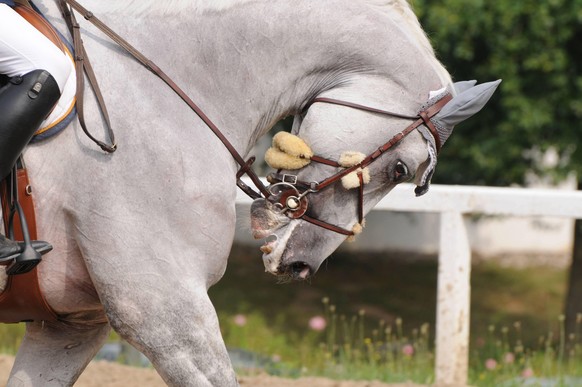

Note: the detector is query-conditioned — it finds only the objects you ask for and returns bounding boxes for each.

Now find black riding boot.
[0,69,61,270]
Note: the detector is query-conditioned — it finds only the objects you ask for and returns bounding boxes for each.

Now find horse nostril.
[290,262,311,280]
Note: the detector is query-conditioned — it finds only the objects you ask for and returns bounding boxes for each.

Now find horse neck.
[56,0,450,156]
[192,1,450,151]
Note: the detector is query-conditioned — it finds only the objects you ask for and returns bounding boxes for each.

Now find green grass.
[211,245,568,349]
[0,244,578,386]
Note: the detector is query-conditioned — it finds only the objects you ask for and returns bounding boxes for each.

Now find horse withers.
[3,0,499,385]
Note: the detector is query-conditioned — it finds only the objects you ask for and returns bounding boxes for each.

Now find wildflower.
[271,354,281,363]
[485,358,497,370]
[308,315,327,331]
[233,314,247,327]
[503,352,515,364]
[521,367,534,378]
[402,344,414,357]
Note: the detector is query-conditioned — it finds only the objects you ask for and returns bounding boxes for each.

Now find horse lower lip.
[298,266,310,279]
[252,230,270,239]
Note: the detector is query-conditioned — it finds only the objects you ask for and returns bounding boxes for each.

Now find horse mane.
[94,0,451,84]
[362,0,452,86]
[364,0,437,56]
[91,0,252,15]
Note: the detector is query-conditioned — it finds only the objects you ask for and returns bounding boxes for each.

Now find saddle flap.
[0,168,58,323]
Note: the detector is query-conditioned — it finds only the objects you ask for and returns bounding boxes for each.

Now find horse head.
[251,79,500,280]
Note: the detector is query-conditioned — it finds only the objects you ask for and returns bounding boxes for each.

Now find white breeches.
[0,4,70,92]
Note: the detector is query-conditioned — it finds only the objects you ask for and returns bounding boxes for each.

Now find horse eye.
[394,161,409,181]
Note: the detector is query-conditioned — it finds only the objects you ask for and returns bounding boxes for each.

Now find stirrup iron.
[4,165,52,275]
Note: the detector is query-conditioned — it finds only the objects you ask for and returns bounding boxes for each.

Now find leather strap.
[301,215,354,236]
[57,0,270,199]
[0,167,58,323]
[58,0,117,153]
[307,97,419,121]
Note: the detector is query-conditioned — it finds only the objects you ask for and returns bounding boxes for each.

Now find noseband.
[253,94,452,236]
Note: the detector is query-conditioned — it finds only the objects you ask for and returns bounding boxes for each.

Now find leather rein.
[57,0,451,237]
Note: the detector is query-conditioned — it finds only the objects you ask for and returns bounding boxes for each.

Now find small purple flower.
[503,352,515,364]
[521,367,534,378]
[402,344,414,356]
[233,314,247,327]
[485,358,497,370]
[308,316,327,331]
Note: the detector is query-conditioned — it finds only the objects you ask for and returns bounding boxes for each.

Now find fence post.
[435,211,471,386]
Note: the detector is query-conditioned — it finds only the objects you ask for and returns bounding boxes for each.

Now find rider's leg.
[0,4,70,263]
[0,4,71,90]
[0,70,60,262]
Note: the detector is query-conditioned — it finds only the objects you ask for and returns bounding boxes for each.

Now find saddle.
[0,165,57,322]
[0,2,65,323]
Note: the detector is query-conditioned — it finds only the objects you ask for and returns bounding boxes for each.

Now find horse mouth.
[256,223,296,275]
[251,199,314,280]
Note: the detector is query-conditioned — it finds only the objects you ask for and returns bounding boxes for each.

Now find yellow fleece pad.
[264,132,313,170]
[273,132,313,158]
[265,148,312,170]
[339,151,370,189]
[347,220,366,242]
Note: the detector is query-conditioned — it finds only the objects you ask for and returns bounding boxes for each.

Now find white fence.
[236,181,582,386]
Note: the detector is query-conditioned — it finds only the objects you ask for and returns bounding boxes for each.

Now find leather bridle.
[58,0,452,238]
[262,94,451,236]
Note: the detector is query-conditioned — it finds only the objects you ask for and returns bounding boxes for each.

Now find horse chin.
[250,199,343,281]
[254,220,314,281]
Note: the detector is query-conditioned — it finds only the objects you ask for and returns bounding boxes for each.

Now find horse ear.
[431,79,502,145]
[453,80,477,94]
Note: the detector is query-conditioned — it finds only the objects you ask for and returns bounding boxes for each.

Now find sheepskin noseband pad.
[339,151,371,190]
[264,132,314,170]
[347,220,366,243]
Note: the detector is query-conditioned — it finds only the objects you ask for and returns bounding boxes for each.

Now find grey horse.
[1,0,498,385]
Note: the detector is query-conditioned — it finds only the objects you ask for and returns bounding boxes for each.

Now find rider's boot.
[0,69,60,272]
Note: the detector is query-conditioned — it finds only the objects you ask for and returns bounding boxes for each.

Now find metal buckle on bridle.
[267,177,319,218]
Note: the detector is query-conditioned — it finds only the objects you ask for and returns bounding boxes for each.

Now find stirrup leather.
[2,162,52,275]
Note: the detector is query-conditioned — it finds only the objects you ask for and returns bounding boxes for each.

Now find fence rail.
[236,180,582,385]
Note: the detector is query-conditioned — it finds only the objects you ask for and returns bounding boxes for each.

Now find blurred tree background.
[411,0,582,333]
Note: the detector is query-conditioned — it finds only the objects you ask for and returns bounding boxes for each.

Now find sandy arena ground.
[0,354,424,387]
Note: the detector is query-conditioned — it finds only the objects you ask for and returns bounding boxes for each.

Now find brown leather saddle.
[0,3,63,323]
